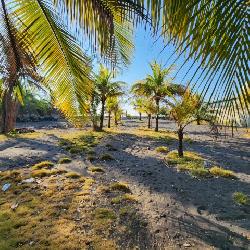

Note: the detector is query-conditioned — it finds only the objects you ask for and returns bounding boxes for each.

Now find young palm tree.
[94,65,124,131]
[106,96,120,128]
[167,89,210,157]
[131,97,145,121]
[132,61,175,132]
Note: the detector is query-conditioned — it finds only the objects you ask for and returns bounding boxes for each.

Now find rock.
[22,178,35,183]
[2,183,11,192]
[183,243,191,247]
[11,202,19,210]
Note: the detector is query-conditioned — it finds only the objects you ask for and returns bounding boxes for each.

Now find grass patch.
[233,192,250,205]
[210,166,236,179]
[177,162,210,178]
[87,156,96,161]
[32,161,54,170]
[65,172,81,179]
[89,167,105,173]
[155,146,169,153]
[58,157,71,164]
[166,151,211,178]
[94,208,116,220]
[166,150,203,165]
[100,153,114,161]
[31,169,59,178]
[110,182,131,193]
[111,194,138,204]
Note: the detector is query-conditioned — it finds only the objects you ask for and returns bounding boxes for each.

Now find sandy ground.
[0,119,249,249]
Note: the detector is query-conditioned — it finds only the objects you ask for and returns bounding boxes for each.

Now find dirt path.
[0,120,249,249]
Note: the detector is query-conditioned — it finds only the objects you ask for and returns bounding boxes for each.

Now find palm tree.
[132,61,175,131]
[106,96,120,128]
[0,0,136,133]
[131,97,145,121]
[64,1,249,120]
[94,65,124,131]
[167,89,211,157]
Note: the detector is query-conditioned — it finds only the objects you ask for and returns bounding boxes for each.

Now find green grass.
[110,182,131,193]
[58,157,72,164]
[177,161,210,178]
[94,208,116,220]
[100,153,114,161]
[89,167,105,173]
[210,166,236,179]
[233,192,250,205]
[166,150,204,165]
[65,172,81,179]
[32,161,54,170]
[111,194,138,204]
[31,169,59,178]
[155,146,169,153]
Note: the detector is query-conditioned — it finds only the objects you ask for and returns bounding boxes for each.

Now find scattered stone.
[11,202,19,210]
[183,243,192,247]
[2,183,11,192]
[22,178,35,183]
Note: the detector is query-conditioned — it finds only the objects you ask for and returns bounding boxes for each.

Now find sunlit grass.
[155,146,169,153]
[32,160,54,170]
[233,192,249,205]
[210,166,236,179]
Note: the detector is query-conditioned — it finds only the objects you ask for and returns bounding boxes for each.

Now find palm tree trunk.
[100,99,105,130]
[114,111,118,125]
[155,99,160,132]
[148,114,151,128]
[177,127,184,157]
[108,111,111,128]
[1,87,19,133]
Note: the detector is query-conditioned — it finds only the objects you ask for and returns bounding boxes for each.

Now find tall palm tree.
[63,0,249,120]
[94,65,124,130]
[132,61,175,131]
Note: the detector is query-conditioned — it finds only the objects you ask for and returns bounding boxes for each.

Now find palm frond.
[147,0,249,122]
[5,0,93,125]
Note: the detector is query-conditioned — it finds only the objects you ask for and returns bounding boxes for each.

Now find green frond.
[4,0,93,125]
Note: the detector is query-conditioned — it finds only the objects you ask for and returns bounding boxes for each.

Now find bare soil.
[0,119,249,249]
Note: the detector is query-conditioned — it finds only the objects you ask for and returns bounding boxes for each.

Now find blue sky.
[112,25,200,115]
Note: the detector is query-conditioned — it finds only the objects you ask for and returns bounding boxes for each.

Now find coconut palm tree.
[64,0,249,120]
[131,97,145,121]
[106,96,120,128]
[94,65,124,130]
[167,89,212,157]
[131,62,176,131]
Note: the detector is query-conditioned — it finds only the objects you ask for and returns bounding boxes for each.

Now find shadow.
[92,132,250,248]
